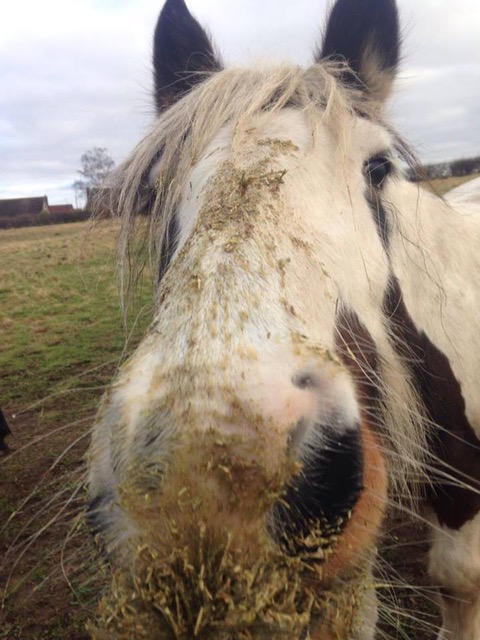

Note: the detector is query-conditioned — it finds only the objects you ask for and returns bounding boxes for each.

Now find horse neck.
[389,180,480,431]
[390,181,480,310]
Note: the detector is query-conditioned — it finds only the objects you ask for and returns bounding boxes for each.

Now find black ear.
[153,0,222,113]
[318,0,400,102]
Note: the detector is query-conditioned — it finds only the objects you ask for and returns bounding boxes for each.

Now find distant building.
[0,195,49,218]
[49,204,74,215]
[0,196,78,228]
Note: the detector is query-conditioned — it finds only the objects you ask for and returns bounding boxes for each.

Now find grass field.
[0,173,477,639]
[0,221,152,639]
[422,172,479,195]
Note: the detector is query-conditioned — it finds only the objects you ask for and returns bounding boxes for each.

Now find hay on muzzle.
[88,434,367,639]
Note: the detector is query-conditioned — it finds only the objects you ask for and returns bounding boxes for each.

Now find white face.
[88,0,480,636]
[88,101,398,557]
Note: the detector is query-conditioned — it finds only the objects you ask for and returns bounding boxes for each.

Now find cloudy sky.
[1,0,479,205]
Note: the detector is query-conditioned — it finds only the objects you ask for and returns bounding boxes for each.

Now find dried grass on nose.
[88,433,369,640]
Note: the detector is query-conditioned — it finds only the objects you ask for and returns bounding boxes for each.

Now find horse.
[447,176,480,206]
[87,0,480,637]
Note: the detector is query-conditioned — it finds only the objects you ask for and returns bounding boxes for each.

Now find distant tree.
[409,155,480,182]
[73,147,115,207]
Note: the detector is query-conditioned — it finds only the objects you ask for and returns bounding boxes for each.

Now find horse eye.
[365,156,392,189]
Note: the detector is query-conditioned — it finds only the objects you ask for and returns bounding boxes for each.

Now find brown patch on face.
[335,305,381,419]
[384,276,480,529]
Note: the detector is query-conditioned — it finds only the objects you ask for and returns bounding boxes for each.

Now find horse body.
[390,183,480,431]
[88,0,480,638]
[447,176,480,206]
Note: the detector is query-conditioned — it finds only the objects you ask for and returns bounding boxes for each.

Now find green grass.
[0,221,152,415]
[0,221,152,640]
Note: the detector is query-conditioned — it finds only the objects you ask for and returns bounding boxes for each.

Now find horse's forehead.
[205,107,393,163]
[168,104,394,299]
[146,100,396,361]
[181,108,395,216]
[149,104,393,196]
[192,108,316,176]
[229,108,316,156]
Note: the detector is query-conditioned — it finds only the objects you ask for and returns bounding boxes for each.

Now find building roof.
[49,204,74,215]
[0,197,47,218]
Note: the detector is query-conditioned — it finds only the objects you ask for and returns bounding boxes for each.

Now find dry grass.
[420,172,479,196]
[0,221,151,640]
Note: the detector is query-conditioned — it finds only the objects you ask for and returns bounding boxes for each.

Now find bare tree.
[73,147,115,207]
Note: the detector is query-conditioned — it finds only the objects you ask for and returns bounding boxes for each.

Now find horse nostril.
[292,370,317,389]
[272,424,364,557]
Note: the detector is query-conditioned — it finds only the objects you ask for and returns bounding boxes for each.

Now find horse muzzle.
[87,351,388,638]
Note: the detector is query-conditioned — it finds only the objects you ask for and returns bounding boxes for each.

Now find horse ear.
[318,0,400,103]
[153,0,223,113]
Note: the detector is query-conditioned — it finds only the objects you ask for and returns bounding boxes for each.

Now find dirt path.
[0,403,98,640]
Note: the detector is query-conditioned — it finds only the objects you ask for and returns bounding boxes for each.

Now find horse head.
[87,1,480,638]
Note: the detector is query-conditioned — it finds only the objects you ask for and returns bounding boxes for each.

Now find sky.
[1,0,479,205]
